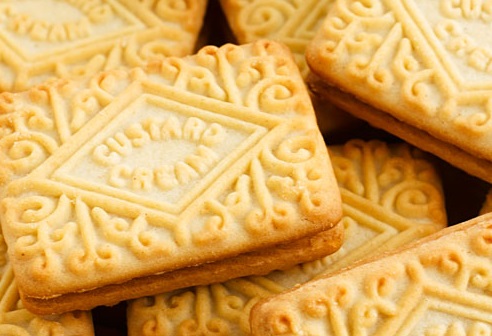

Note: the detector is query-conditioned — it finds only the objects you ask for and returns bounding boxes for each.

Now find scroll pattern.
[0,0,207,92]
[222,0,335,78]
[149,40,309,113]
[194,129,329,245]
[128,278,284,335]
[2,130,328,282]
[2,189,177,290]
[0,69,133,185]
[330,139,445,224]
[254,220,492,335]
[312,0,492,149]
[1,40,329,296]
[0,276,94,335]
[0,231,93,335]
[127,140,447,336]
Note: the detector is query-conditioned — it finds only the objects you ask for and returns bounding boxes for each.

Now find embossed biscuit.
[251,212,492,335]
[306,0,492,183]
[25,223,344,315]
[220,0,333,78]
[0,40,342,314]
[0,0,207,92]
[219,0,362,135]
[0,229,94,335]
[126,139,447,336]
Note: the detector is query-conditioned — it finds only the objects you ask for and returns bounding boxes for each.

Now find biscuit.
[251,212,492,335]
[0,40,342,314]
[25,223,344,315]
[126,139,447,335]
[306,0,492,183]
[220,0,333,78]
[0,0,207,92]
[0,229,94,335]
[219,0,362,136]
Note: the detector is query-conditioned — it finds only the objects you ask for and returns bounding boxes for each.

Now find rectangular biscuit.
[0,0,207,92]
[306,0,492,183]
[126,139,447,335]
[0,39,342,314]
[251,212,492,335]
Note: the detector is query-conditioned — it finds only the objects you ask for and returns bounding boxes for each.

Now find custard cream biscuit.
[0,40,342,314]
[306,0,492,183]
[0,229,94,335]
[26,223,344,315]
[126,139,447,336]
[251,212,492,335]
[0,0,207,92]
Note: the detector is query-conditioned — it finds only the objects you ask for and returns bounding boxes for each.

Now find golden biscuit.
[0,228,94,335]
[251,212,492,335]
[220,0,362,135]
[307,0,492,183]
[0,40,342,314]
[0,0,207,92]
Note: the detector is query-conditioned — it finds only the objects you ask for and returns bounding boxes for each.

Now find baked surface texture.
[306,0,492,183]
[220,0,334,78]
[0,40,342,314]
[220,0,362,136]
[21,223,344,315]
[0,229,94,335]
[0,0,207,92]
[251,212,492,335]
[126,139,447,336]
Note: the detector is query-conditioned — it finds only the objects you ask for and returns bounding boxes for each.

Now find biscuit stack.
[0,1,490,335]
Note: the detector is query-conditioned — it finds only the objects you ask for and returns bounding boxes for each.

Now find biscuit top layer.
[220,0,335,78]
[251,212,492,335]
[0,40,342,300]
[306,0,492,163]
[0,0,207,92]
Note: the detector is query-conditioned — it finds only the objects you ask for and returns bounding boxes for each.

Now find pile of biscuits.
[0,1,490,335]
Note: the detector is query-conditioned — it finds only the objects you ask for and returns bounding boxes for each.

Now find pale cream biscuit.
[219,0,362,135]
[126,139,447,336]
[251,212,492,335]
[220,0,333,78]
[0,40,342,314]
[23,223,344,315]
[0,229,94,335]
[0,0,207,92]
[306,0,492,183]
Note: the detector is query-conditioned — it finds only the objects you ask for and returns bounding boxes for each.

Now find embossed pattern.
[220,0,334,78]
[0,0,207,92]
[0,40,341,314]
[250,213,492,335]
[306,0,492,180]
[0,230,94,335]
[127,139,447,335]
